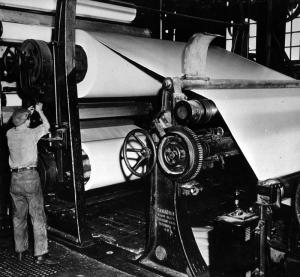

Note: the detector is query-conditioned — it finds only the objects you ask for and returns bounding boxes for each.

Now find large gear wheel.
[157,126,203,182]
[19,39,53,102]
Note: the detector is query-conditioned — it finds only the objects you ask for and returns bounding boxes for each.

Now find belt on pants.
[11,166,37,173]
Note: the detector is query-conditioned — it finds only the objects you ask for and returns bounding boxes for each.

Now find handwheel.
[122,129,157,177]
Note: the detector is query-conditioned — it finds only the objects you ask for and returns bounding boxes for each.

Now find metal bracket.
[182,33,220,80]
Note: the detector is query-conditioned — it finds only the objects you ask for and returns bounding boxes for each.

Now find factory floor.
[0,233,135,277]
[0,189,161,277]
[1,218,299,277]
[1,186,299,277]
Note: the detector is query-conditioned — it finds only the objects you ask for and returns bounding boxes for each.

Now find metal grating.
[0,249,63,277]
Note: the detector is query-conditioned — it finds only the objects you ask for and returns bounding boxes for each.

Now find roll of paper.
[1,22,52,43]
[81,125,138,142]
[76,30,161,98]
[82,138,137,190]
[1,22,162,98]
[0,0,136,23]
[82,125,148,190]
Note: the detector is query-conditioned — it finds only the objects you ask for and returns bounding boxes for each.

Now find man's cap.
[12,108,30,127]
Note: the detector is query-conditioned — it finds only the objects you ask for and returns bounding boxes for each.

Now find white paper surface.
[76,30,161,98]
[192,226,213,265]
[5,94,22,106]
[0,0,136,23]
[82,138,138,190]
[81,125,138,142]
[82,125,146,190]
[195,88,300,181]
[93,31,290,81]
[1,22,52,43]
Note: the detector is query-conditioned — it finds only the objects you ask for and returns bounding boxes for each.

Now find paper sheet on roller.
[82,125,140,190]
[81,125,138,142]
[78,30,291,98]
[92,33,300,181]
[0,0,136,23]
[1,23,162,98]
[76,30,162,98]
[194,88,300,181]
[82,138,138,191]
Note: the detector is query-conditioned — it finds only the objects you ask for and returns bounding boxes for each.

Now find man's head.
[12,108,30,127]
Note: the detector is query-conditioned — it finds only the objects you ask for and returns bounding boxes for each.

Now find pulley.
[18,39,87,103]
[122,128,157,177]
[174,99,217,125]
[157,126,203,182]
[19,39,53,102]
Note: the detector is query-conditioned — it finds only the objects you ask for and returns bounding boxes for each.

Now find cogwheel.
[157,126,203,182]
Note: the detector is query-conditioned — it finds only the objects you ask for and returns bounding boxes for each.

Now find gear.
[157,126,203,182]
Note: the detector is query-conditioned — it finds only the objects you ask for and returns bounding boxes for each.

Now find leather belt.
[11,166,37,173]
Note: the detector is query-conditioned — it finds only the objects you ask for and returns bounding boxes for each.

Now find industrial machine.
[1,1,300,277]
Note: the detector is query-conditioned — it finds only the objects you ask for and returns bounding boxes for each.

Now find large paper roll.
[1,22,162,98]
[81,125,147,190]
[76,30,161,98]
[82,138,138,191]
[0,0,136,23]
[81,125,138,142]
[1,22,52,43]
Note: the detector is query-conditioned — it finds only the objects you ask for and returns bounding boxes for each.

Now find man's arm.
[32,103,50,141]
[35,102,50,131]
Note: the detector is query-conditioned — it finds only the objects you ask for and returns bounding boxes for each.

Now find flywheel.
[157,126,203,182]
[19,39,53,102]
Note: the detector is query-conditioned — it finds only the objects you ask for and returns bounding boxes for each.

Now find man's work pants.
[10,169,48,256]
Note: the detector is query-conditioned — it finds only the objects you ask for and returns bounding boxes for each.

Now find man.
[7,103,56,264]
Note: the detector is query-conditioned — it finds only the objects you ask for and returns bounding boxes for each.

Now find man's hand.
[35,102,43,112]
[33,102,50,131]
[27,105,35,114]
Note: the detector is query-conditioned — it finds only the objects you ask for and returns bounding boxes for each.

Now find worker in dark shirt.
[7,103,57,264]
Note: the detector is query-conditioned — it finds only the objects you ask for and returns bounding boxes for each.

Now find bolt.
[163,78,173,90]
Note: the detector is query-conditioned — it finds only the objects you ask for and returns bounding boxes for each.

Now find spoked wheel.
[122,129,157,177]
